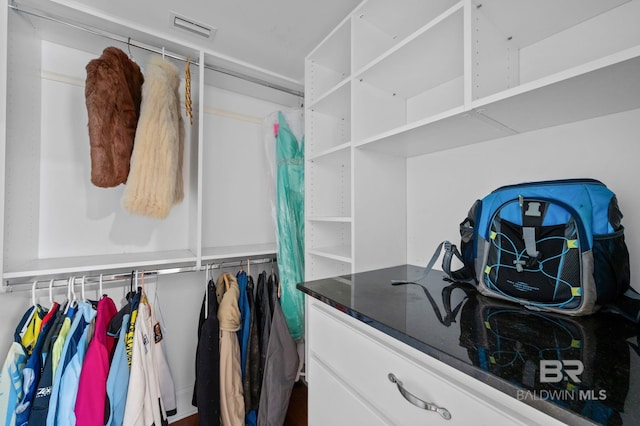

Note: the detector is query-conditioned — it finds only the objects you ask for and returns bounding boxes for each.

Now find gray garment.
[257,280,299,426]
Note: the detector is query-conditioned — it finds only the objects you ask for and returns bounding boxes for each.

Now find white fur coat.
[122,55,184,219]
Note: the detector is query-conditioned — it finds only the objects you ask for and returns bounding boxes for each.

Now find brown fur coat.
[85,47,144,187]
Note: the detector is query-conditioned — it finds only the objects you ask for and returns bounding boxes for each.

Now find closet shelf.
[2,249,198,281]
[353,2,463,93]
[308,246,352,263]
[307,78,350,117]
[201,243,278,262]
[471,49,640,134]
[354,50,640,158]
[308,142,351,162]
[307,216,353,224]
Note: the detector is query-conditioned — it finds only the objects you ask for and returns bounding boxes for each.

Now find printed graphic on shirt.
[153,322,163,344]
[126,309,138,367]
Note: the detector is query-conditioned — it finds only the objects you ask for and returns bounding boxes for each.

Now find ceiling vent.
[170,12,216,39]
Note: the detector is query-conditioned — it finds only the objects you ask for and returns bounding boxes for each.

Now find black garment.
[244,275,261,413]
[255,271,272,383]
[192,279,221,425]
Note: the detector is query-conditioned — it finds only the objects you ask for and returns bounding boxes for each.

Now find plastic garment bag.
[273,110,305,340]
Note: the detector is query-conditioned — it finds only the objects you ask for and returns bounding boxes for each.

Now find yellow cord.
[185,56,193,125]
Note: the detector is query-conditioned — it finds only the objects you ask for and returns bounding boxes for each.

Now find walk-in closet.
[2,0,640,425]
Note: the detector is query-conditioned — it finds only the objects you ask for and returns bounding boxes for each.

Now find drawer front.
[308,302,560,425]
[308,356,388,426]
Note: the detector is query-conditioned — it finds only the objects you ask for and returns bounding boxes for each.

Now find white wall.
[407,108,640,292]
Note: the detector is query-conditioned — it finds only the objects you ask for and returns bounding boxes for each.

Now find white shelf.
[352,7,464,142]
[201,243,277,262]
[352,0,459,70]
[355,48,640,158]
[3,249,198,280]
[308,78,350,117]
[308,142,351,162]
[306,18,351,103]
[472,49,640,134]
[355,3,463,96]
[472,0,640,100]
[308,216,353,224]
[308,246,352,263]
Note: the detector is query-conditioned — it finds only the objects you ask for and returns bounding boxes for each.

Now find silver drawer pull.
[388,373,452,420]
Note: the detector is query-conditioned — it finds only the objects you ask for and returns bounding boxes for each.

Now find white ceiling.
[58,0,361,87]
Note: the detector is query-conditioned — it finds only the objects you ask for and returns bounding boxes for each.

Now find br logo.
[539,360,584,383]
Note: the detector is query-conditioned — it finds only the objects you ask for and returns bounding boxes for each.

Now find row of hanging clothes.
[0,274,176,426]
[193,266,298,426]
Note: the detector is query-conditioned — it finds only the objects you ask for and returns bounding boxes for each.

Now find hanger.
[48,279,55,308]
[162,47,165,60]
[223,273,230,292]
[31,280,38,308]
[127,37,134,60]
[65,276,77,314]
[99,273,103,298]
[204,264,210,319]
[81,275,86,302]
[247,258,251,278]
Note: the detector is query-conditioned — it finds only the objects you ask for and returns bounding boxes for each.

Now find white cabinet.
[304,0,640,280]
[306,299,564,425]
[0,0,301,283]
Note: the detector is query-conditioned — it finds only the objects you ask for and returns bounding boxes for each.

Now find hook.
[204,264,210,319]
[70,276,77,304]
[127,37,133,59]
[32,280,38,307]
[49,279,54,307]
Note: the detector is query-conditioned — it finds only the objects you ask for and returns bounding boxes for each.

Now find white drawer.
[308,356,388,426]
[308,301,563,426]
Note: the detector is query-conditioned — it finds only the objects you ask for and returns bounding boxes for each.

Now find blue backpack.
[442,179,630,316]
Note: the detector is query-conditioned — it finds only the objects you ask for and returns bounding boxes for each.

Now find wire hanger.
[31,280,38,307]
[204,264,210,319]
[127,37,134,61]
[48,279,54,308]
[81,276,86,302]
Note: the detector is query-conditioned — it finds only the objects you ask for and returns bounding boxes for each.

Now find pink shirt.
[74,297,118,426]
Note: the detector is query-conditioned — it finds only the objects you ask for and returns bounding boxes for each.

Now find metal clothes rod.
[2,256,278,293]
[8,4,304,98]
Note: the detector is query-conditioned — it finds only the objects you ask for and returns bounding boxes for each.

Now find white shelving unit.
[305,0,640,276]
[0,0,301,284]
[305,2,640,422]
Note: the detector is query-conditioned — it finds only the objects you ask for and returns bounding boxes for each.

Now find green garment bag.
[276,111,305,340]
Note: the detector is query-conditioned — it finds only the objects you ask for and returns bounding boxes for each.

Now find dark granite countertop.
[297,265,640,426]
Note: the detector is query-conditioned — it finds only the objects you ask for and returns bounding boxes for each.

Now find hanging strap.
[391,241,475,287]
